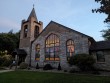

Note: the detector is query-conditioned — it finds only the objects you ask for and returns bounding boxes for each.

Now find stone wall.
[31,22,90,69]
[19,47,30,64]
[92,50,110,70]
[19,16,43,66]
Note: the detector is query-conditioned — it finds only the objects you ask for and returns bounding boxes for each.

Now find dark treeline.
[0,30,20,55]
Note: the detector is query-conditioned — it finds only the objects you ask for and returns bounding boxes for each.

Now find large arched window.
[34,26,39,38]
[45,34,60,61]
[35,44,40,60]
[66,39,74,60]
[24,25,28,38]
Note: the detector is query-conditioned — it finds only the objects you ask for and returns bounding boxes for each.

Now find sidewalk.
[0,69,14,73]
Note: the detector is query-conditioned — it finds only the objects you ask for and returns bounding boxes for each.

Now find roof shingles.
[90,40,110,51]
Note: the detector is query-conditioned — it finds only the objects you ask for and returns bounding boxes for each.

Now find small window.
[34,26,39,38]
[96,51,105,62]
[24,25,28,38]
[66,39,74,60]
[35,44,40,61]
[88,40,91,47]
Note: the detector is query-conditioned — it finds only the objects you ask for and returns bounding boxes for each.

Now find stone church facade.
[19,8,110,70]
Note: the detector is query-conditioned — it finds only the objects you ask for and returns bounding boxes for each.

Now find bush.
[68,54,95,71]
[69,68,79,73]
[64,70,67,72]
[0,55,12,67]
[2,59,12,67]
[43,64,53,70]
[36,63,39,69]
[19,62,28,69]
[0,57,5,66]
[0,67,6,70]
[92,70,100,75]
[58,63,61,70]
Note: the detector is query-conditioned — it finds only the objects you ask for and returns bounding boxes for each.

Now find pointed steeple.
[27,7,38,21]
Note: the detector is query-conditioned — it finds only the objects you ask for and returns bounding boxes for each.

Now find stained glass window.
[66,40,74,60]
[45,34,60,61]
[35,44,40,61]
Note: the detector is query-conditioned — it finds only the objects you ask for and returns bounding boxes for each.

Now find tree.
[101,28,110,40]
[0,30,20,55]
[92,0,110,40]
[92,0,110,22]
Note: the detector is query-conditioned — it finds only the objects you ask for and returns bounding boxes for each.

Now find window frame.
[24,25,28,38]
[66,39,75,60]
[35,44,40,61]
[45,33,60,61]
[34,26,39,38]
[96,51,105,62]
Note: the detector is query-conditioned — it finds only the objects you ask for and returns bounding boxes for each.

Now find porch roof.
[12,49,27,56]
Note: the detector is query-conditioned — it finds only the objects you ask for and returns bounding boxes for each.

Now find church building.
[18,7,110,70]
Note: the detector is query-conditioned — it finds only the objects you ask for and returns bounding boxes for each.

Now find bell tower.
[19,7,43,63]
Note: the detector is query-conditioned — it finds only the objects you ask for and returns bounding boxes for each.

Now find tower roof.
[27,8,38,21]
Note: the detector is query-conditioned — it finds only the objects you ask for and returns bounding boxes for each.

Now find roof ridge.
[97,40,110,43]
[51,21,93,38]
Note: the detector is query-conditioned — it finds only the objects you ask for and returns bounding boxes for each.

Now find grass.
[0,71,110,83]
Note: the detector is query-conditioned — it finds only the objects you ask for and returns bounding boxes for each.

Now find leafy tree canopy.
[0,30,20,55]
[92,0,110,22]
[92,0,110,40]
[101,28,110,40]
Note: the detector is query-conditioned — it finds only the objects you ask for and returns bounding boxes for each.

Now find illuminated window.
[35,44,40,61]
[34,26,39,38]
[45,34,60,61]
[96,51,105,62]
[66,40,74,60]
[24,25,28,37]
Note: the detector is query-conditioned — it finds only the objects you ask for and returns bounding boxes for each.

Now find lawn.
[0,71,110,83]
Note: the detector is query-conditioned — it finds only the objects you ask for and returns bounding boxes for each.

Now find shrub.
[64,70,67,72]
[43,64,53,70]
[36,63,39,69]
[92,70,100,75]
[0,55,12,67]
[69,66,80,73]
[19,62,28,69]
[69,68,79,73]
[0,67,6,70]
[2,59,12,67]
[0,57,5,66]
[68,54,95,71]
[58,63,61,70]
